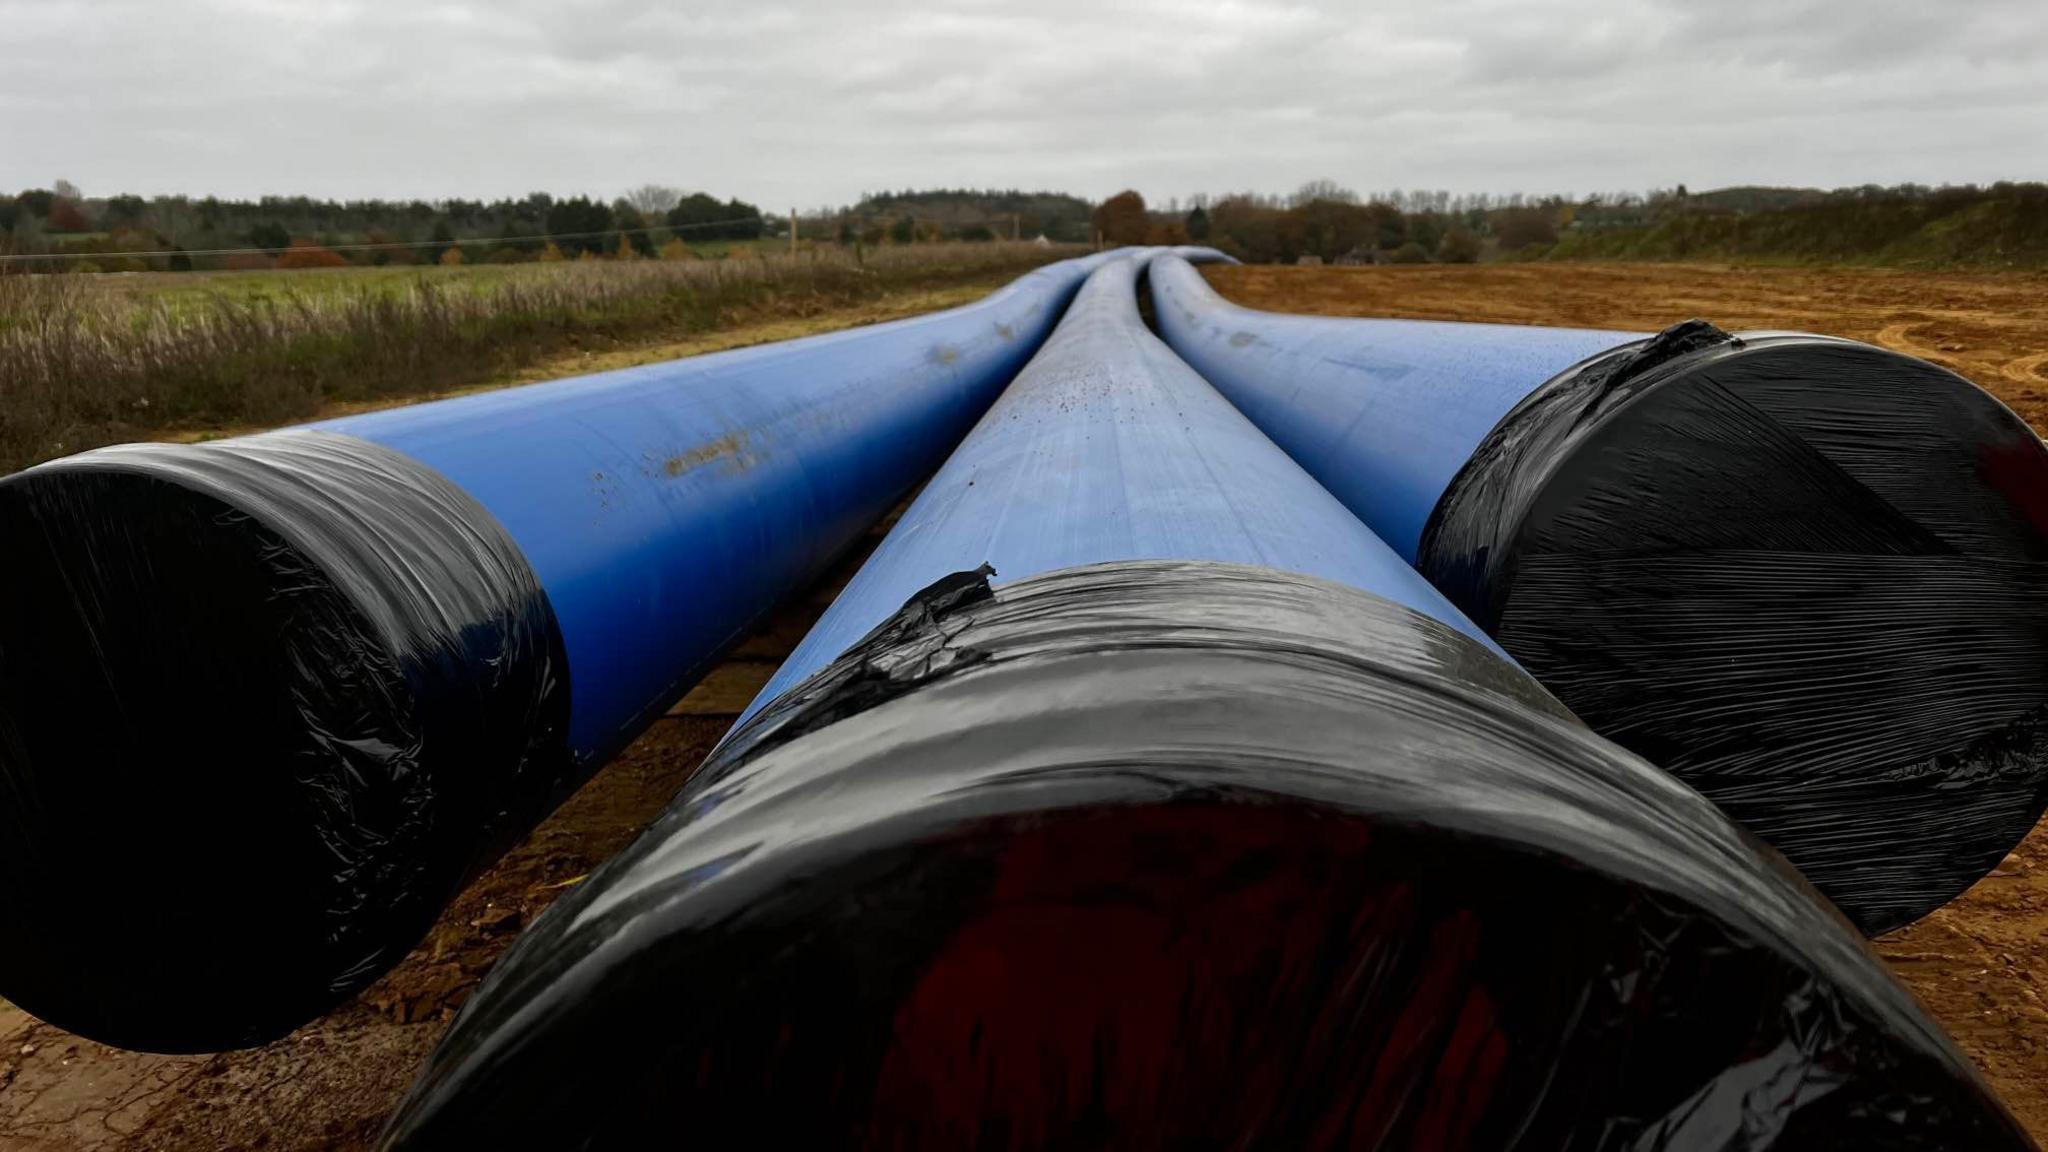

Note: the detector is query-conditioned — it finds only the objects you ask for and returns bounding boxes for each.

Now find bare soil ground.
[4,261,2046,1148]
[1205,261,2048,432]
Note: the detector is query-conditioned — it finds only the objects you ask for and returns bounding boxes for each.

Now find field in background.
[5,260,2048,1149]
[1207,261,2048,432]
[0,242,1077,475]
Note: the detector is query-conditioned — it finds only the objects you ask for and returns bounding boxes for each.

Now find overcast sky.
[5,0,2045,208]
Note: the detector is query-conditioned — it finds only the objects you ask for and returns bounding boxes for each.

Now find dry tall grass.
[0,243,1076,474]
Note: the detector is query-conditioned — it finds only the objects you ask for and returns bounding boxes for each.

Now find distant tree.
[1385,241,1432,264]
[658,238,692,261]
[666,193,763,241]
[625,184,686,214]
[1284,198,1376,261]
[1290,179,1358,207]
[1146,220,1190,246]
[1210,194,1285,262]
[538,239,566,262]
[277,239,349,268]
[427,219,456,262]
[15,189,54,218]
[1185,205,1211,240]
[439,245,465,266]
[364,228,415,266]
[612,232,637,260]
[46,198,90,232]
[610,202,656,255]
[1365,202,1407,250]
[248,221,291,254]
[1404,212,1445,254]
[1437,227,1481,264]
[52,179,83,201]
[102,194,146,226]
[548,196,613,255]
[959,223,995,242]
[1494,207,1558,250]
[889,214,917,244]
[1092,190,1148,245]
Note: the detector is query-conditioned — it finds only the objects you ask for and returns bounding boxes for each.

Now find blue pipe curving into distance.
[1147,255,1630,562]
[740,250,1506,724]
[0,248,1155,1053]
[1147,253,2048,935]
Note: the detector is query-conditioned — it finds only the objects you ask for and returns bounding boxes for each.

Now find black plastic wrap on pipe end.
[1418,323,2048,936]
[380,560,2029,1151]
[0,431,570,1053]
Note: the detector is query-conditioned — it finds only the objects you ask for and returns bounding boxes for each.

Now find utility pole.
[789,209,798,256]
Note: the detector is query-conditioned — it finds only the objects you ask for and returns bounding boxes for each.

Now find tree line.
[1093,180,2048,267]
[0,183,769,271]
[8,177,2045,272]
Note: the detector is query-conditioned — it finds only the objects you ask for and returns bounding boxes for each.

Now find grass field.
[0,242,1078,475]
[5,260,2047,1150]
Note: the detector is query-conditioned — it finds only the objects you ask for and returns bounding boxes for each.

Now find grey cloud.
[1,0,2043,208]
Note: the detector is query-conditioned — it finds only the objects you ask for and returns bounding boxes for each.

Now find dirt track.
[4,261,2046,1148]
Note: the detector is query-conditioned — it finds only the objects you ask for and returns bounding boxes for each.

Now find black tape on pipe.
[0,430,570,1053]
[1420,322,2048,935]
[378,560,2029,1151]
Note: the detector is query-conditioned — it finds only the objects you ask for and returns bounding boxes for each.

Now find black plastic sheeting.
[1420,322,2048,936]
[0,430,570,1053]
[378,560,2031,1151]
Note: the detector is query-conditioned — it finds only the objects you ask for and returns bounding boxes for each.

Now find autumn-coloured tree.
[658,238,692,261]
[612,233,637,260]
[277,239,349,269]
[538,240,566,262]
[439,245,465,267]
[46,198,90,233]
[1092,191,1148,245]
[1146,220,1190,246]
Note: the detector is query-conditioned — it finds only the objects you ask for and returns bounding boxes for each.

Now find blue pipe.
[322,249,1131,760]
[1147,254,1630,561]
[742,250,1503,725]
[0,249,1128,1053]
[1145,253,2048,936]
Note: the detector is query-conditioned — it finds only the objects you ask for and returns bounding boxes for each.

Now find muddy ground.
[4,260,2046,1149]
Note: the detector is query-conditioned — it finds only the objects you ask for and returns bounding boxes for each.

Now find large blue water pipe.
[377,251,2032,1151]
[1148,253,2048,934]
[740,251,1505,723]
[0,248,1150,1053]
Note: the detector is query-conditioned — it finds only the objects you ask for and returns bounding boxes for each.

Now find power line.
[0,217,767,265]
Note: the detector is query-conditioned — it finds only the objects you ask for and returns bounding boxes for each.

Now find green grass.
[0,243,1081,474]
[104,264,530,315]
